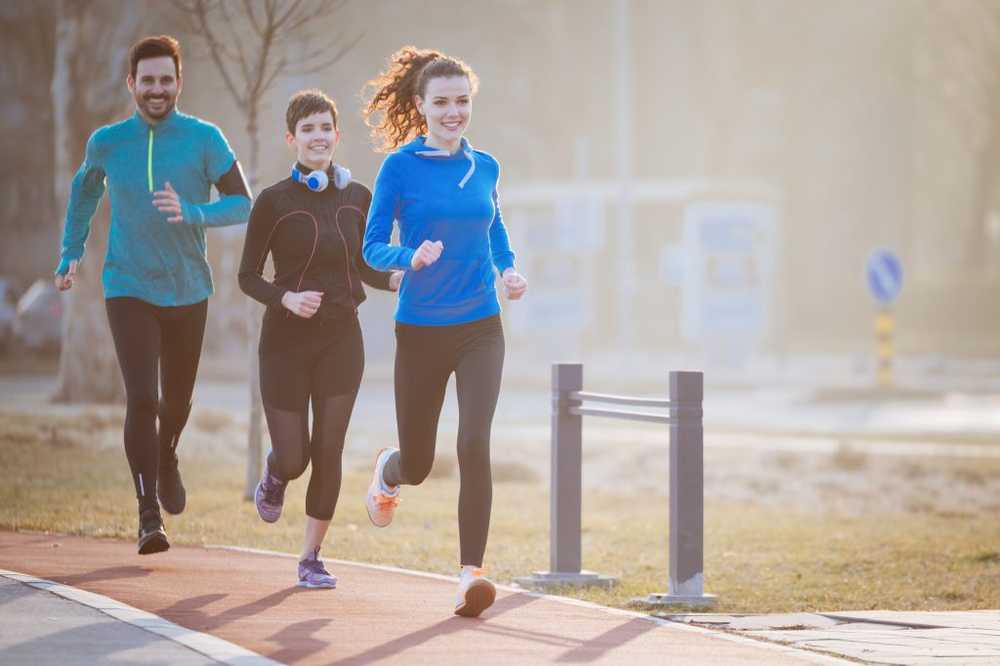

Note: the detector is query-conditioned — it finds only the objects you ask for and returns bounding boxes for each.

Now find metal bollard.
[516,363,716,605]
[514,363,616,589]
[642,371,717,607]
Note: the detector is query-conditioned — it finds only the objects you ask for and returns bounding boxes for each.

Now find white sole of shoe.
[455,579,496,618]
[297,580,337,589]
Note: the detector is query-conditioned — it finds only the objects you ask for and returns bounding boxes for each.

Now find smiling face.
[127,56,181,122]
[286,110,339,171]
[416,75,472,151]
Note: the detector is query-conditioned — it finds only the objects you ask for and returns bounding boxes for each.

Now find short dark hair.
[286,89,339,135]
[129,35,182,80]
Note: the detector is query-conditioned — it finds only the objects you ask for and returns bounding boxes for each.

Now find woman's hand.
[502,269,527,300]
[281,290,323,318]
[410,240,443,270]
[54,260,78,291]
[389,270,404,292]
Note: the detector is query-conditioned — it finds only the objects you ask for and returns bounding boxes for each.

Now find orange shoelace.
[374,493,400,509]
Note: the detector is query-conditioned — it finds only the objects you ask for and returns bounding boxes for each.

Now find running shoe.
[254,458,287,523]
[157,447,186,515]
[454,567,496,617]
[157,401,190,515]
[137,508,169,555]
[298,548,337,589]
[365,448,401,528]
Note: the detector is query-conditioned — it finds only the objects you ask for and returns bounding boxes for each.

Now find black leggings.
[259,310,363,521]
[106,297,207,513]
[383,315,505,566]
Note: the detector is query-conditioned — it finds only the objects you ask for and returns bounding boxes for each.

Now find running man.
[54,35,252,555]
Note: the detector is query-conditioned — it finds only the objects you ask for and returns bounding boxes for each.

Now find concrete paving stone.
[0,577,215,666]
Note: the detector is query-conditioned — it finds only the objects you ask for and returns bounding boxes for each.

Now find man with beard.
[54,35,251,555]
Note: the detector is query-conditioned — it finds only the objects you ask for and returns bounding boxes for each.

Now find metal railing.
[515,363,717,607]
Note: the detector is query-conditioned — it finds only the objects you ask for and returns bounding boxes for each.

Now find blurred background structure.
[3,0,1000,392]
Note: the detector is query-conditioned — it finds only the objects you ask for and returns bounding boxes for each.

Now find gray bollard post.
[642,370,716,607]
[552,362,582,574]
[514,363,615,590]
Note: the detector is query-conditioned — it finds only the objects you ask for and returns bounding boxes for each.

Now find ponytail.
[362,46,478,152]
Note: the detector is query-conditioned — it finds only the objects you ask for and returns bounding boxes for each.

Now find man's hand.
[410,240,443,271]
[153,181,185,223]
[54,260,78,291]
[389,270,403,292]
[281,290,323,318]
[502,268,527,300]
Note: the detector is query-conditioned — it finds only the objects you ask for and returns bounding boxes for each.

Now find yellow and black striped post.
[875,309,894,388]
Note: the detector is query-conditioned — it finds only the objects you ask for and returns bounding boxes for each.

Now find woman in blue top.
[361,46,528,618]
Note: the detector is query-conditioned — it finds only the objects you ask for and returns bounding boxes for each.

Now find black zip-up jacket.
[238,166,393,320]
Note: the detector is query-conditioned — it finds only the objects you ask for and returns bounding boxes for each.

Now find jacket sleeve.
[179,125,250,228]
[55,132,107,275]
[353,187,393,291]
[488,186,515,273]
[237,189,286,307]
[362,156,416,271]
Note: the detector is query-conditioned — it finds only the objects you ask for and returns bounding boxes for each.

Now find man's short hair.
[286,89,339,134]
[129,35,182,80]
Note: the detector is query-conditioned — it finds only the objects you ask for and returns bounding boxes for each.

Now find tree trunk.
[52,0,141,404]
[244,110,265,499]
[0,4,57,288]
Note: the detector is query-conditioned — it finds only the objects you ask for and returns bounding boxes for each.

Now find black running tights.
[259,311,364,521]
[382,315,505,567]
[106,297,207,513]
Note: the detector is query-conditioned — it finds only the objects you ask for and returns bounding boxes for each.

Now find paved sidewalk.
[0,576,219,665]
[0,531,845,665]
[668,611,1000,665]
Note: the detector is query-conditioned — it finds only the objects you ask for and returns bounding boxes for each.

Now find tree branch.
[291,30,365,75]
[190,0,247,106]
[242,0,263,36]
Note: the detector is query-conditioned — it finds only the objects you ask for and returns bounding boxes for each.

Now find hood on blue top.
[399,136,476,189]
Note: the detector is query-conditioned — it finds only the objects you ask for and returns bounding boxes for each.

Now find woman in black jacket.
[238,89,399,588]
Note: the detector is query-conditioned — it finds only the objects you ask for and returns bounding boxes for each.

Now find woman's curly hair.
[362,46,479,153]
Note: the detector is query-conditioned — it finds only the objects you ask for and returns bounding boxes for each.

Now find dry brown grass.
[191,408,236,434]
[3,411,1000,613]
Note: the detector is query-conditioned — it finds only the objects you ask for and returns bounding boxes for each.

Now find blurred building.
[3,0,1000,369]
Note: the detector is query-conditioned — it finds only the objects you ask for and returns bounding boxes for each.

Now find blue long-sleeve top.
[363,136,516,325]
[55,109,250,306]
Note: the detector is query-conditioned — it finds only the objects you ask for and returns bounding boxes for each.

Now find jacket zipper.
[147,128,154,192]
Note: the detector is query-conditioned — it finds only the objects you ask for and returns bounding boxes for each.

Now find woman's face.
[286,110,339,170]
[416,75,472,147]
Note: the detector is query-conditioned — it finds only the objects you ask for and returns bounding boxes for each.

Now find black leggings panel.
[383,314,505,566]
[105,297,207,513]
[259,310,364,521]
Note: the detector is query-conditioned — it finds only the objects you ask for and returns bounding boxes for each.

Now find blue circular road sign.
[866,249,903,305]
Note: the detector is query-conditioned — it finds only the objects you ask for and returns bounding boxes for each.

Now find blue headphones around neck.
[291,164,351,192]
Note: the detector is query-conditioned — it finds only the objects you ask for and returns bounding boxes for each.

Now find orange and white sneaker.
[365,448,401,528]
[454,566,496,617]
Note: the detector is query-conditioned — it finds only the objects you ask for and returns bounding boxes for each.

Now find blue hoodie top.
[363,136,516,325]
[55,109,250,306]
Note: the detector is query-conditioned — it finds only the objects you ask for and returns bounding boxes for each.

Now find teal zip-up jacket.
[55,109,250,306]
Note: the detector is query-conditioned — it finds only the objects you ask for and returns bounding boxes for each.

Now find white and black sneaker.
[137,508,169,555]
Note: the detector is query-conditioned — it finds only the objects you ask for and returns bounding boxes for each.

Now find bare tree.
[169,0,362,498]
[0,3,57,286]
[52,0,144,403]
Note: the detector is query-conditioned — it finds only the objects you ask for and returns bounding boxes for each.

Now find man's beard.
[136,92,176,120]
